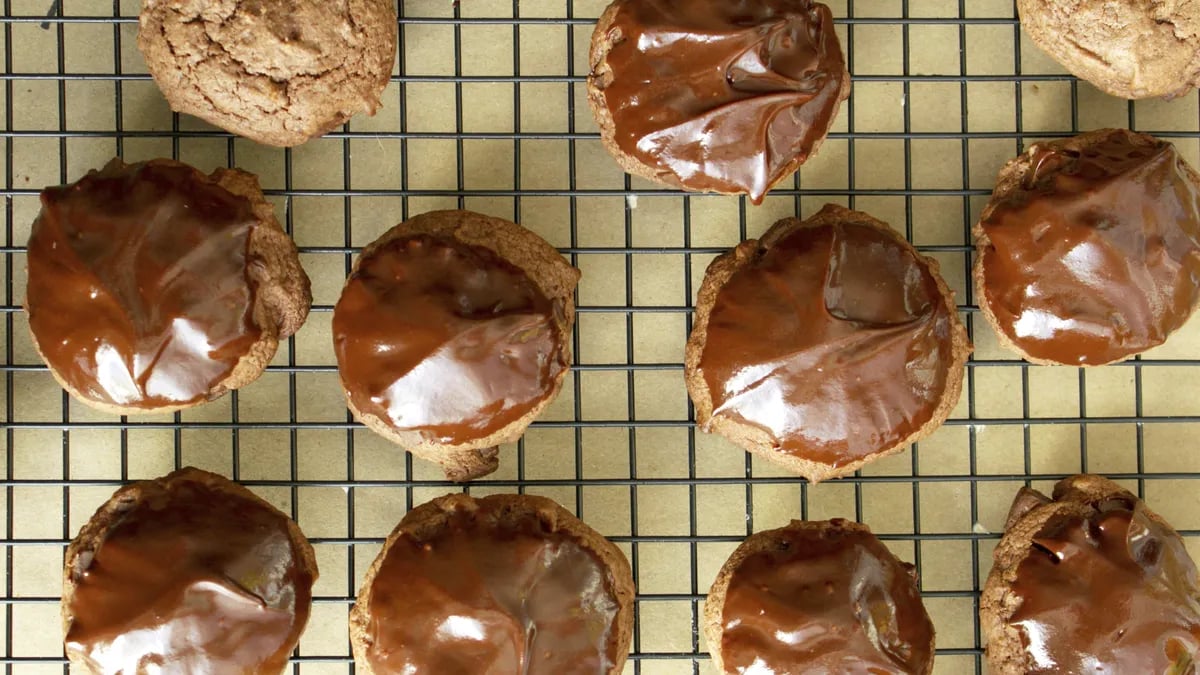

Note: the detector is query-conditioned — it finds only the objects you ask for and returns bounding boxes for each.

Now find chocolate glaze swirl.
[25,159,263,410]
[591,0,849,203]
[976,129,1200,365]
[720,521,934,674]
[361,497,623,674]
[65,469,314,674]
[333,233,568,445]
[1008,497,1200,673]
[696,206,964,470]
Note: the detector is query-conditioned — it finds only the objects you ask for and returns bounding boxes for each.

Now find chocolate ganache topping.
[1008,497,1200,673]
[590,0,849,203]
[696,207,963,469]
[25,159,263,410]
[361,499,623,673]
[65,469,314,674]
[720,521,934,674]
[976,129,1200,365]
[333,234,568,445]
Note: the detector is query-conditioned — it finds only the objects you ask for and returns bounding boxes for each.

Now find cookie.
[25,158,311,415]
[63,467,318,674]
[349,493,635,674]
[332,210,580,482]
[685,204,971,482]
[1018,0,1200,99]
[973,129,1200,366]
[981,475,1200,674]
[138,0,397,147]
[587,0,850,203]
[705,519,935,674]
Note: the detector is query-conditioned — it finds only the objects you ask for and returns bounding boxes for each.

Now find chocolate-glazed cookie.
[685,204,970,482]
[704,519,936,674]
[63,468,318,675]
[974,129,1200,366]
[25,158,310,415]
[981,475,1200,674]
[332,210,580,482]
[587,0,850,204]
[349,493,635,675]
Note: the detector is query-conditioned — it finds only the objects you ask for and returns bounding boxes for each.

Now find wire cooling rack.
[3,0,1200,673]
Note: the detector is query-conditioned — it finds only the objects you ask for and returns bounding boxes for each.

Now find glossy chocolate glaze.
[978,130,1200,365]
[594,0,847,203]
[1008,498,1200,673]
[25,160,262,409]
[333,234,568,445]
[65,472,314,674]
[698,218,958,468]
[721,522,934,674]
[363,501,622,674]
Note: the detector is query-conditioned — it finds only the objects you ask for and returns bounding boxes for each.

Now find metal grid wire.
[2,0,1200,673]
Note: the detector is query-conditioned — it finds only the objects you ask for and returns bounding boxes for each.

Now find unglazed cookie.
[1018,0,1200,99]
[587,0,850,203]
[332,210,580,481]
[974,129,1200,366]
[63,468,317,674]
[349,493,635,674]
[25,158,310,414]
[705,520,935,674]
[981,475,1200,674]
[685,204,970,482]
[138,0,397,147]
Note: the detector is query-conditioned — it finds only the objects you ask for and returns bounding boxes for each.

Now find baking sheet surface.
[3,1,1200,673]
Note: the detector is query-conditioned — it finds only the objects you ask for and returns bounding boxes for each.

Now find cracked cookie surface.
[1018,0,1200,99]
[139,0,397,147]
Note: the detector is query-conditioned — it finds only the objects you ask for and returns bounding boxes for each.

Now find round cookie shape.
[981,475,1200,674]
[25,158,310,414]
[704,520,935,675]
[587,0,849,204]
[349,493,635,675]
[974,129,1200,366]
[685,204,970,482]
[63,468,318,675]
[1017,0,1200,99]
[332,210,580,482]
[138,0,397,147]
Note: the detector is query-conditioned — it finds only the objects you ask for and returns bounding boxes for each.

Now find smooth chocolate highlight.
[25,160,262,409]
[720,522,934,674]
[65,472,314,673]
[332,234,568,445]
[698,216,959,469]
[1008,498,1200,672]
[977,129,1200,365]
[591,0,848,203]
[361,500,622,673]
